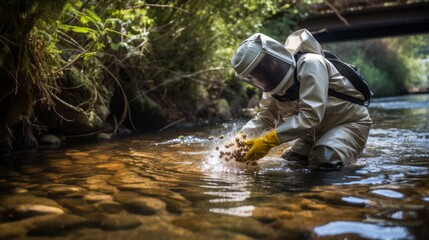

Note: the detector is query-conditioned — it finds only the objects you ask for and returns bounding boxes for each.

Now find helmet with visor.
[231,33,295,94]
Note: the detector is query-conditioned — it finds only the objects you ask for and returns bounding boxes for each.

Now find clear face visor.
[242,53,292,92]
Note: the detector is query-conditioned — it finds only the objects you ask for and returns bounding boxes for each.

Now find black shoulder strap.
[323,50,372,106]
[293,53,303,80]
[328,89,364,106]
[272,52,367,106]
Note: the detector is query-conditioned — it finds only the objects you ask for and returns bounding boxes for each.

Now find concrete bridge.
[298,2,429,43]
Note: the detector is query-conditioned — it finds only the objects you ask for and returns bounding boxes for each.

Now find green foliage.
[262,2,311,42]
[323,35,428,97]
[49,0,291,124]
[391,34,428,90]
[5,0,292,138]
[352,55,394,96]
[0,0,70,154]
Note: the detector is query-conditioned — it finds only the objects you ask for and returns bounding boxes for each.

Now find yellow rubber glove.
[243,129,280,161]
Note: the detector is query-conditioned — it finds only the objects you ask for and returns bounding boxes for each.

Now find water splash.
[199,123,257,174]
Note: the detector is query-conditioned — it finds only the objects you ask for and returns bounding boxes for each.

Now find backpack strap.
[272,81,300,102]
[328,89,365,106]
[272,52,367,106]
[323,50,372,106]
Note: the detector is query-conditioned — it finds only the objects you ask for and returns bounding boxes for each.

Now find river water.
[0,94,428,240]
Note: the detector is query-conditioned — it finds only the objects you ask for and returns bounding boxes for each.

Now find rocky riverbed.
[1,94,428,239]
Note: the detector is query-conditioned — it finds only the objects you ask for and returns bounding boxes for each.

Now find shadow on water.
[0,94,428,239]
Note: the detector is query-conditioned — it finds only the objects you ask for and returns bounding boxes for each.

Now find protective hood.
[231,33,296,95]
[285,29,324,56]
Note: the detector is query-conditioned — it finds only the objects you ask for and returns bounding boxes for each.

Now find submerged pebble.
[27,214,89,236]
[6,204,65,220]
[39,134,62,145]
[93,200,123,214]
[15,204,64,214]
[122,197,166,215]
[88,213,142,230]
[12,187,28,194]
[58,199,94,215]
[84,192,113,202]
[47,185,86,198]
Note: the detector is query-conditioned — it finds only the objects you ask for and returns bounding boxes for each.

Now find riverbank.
[0,89,251,157]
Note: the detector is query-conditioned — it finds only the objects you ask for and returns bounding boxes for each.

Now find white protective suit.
[240,29,372,168]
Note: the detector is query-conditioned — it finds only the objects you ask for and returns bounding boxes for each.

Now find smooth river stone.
[87,213,141,230]
[84,192,113,202]
[173,214,274,239]
[93,200,123,214]
[57,199,94,215]
[96,162,126,170]
[0,194,60,208]
[39,134,61,145]
[114,191,164,215]
[83,175,118,193]
[84,184,118,194]
[14,204,64,215]
[65,150,90,157]
[4,204,65,220]
[96,132,113,140]
[47,185,87,197]
[11,187,29,194]
[86,174,111,184]
[162,197,191,214]
[27,214,89,236]
[114,191,141,202]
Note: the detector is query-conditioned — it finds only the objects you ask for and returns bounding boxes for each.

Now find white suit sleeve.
[240,92,281,138]
[276,54,329,143]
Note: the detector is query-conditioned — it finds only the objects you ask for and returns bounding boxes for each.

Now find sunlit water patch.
[314,221,412,239]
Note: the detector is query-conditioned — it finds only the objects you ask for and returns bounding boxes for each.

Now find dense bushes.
[323,36,428,97]
[0,0,295,154]
[0,0,69,154]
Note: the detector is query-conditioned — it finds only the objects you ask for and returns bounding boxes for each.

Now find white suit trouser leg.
[283,121,371,168]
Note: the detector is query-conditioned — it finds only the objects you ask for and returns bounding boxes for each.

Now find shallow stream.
[1,94,428,239]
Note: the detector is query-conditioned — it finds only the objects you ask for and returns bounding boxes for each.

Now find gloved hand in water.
[243,129,280,161]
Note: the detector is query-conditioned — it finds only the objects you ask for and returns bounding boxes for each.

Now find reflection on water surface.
[0,94,428,239]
